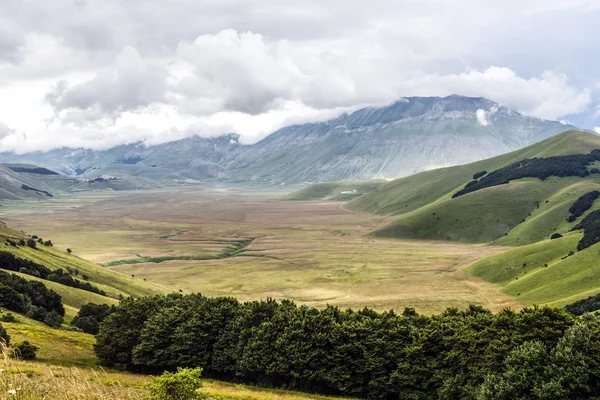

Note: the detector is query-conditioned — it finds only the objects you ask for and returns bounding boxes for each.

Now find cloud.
[595,127,600,134]
[45,46,169,122]
[0,123,14,139]
[0,1,599,152]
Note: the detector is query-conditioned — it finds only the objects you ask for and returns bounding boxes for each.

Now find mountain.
[0,163,153,200]
[0,134,242,184]
[345,130,600,307]
[226,95,576,182]
[0,95,576,184]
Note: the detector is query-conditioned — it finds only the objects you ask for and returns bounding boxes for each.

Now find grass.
[0,348,350,400]
[3,187,518,315]
[348,130,600,216]
[494,180,600,245]
[285,180,386,201]
[372,179,563,243]
[467,233,600,307]
[0,314,350,399]
[100,238,257,267]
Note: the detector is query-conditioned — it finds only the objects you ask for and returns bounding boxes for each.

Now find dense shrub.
[453,151,600,198]
[147,367,204,400]
[95,294,593,399]
[71,303,115,334]
[550,233,563,239]
[0,313,17,323]
[0,252,106,296]
[12,341,39,360]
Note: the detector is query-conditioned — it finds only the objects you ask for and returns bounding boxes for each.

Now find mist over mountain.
[1,95,576,184]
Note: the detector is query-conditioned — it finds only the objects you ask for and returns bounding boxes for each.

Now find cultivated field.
[1,186,519,314]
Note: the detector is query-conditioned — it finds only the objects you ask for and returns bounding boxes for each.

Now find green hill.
[0,221,166,315]
[285,180,386,201]
[349,130,600,216]
[467,234,600,307]
[346,130,600,309]
[347,131,600,243]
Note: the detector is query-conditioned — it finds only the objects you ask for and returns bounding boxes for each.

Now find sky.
[1,0,600,153]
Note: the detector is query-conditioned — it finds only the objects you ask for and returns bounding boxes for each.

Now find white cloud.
[476,109,488,126]
[595,127,600,134]
[45,46,169,122]
[0,1,598,152]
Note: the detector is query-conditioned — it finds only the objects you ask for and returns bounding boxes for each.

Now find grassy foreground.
[0,320,348,400]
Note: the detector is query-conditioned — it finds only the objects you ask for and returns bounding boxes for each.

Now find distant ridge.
[0,96,577,184]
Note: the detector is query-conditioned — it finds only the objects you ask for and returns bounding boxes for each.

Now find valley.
[1,187,517,314]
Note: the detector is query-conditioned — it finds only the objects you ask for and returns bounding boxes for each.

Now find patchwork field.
[1,186,519,314]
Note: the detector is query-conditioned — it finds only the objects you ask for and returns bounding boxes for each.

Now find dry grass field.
[1,186,519,314]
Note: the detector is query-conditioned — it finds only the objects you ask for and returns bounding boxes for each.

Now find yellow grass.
[2,188,518,314]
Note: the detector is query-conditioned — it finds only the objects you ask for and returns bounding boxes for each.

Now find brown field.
[1,186,519,314]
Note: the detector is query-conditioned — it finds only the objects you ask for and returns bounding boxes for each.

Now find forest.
[453,151,600,198]
[94,293,600,400]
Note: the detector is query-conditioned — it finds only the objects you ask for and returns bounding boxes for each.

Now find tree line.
[0,252,106,296]
[568,190,600,222]
[453,150,600,198]
[94,293,600,399]
[0,269,64,327]
[571,209,600,250]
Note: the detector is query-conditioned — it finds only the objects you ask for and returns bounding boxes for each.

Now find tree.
[147,367,204,400]
[477,324,592,399]
[66,248,72,254]
[26,238,36,249]
[71,303,114,334]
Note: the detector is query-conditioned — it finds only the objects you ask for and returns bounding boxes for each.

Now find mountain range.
[1,95,577,185]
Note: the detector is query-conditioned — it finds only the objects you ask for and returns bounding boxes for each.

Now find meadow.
[1,186,518,314]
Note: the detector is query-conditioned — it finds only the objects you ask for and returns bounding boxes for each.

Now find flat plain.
[1,186,519,314]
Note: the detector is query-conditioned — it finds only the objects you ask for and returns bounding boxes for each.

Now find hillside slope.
[349,130,600,216]
[0,222,167,316]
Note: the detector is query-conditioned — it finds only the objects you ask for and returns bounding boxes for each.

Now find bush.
[26,239,36,249]
[550,233,563,240]
[0,313,17,323]
[12,341,38,360]
[0,323,9,346]
[147,368,204,400]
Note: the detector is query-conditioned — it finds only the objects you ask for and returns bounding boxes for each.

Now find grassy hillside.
[349,130,600,215]
[0,221,166,317]
[350,131,600,242]
[285,180,386,201]
[467,234,600,307]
